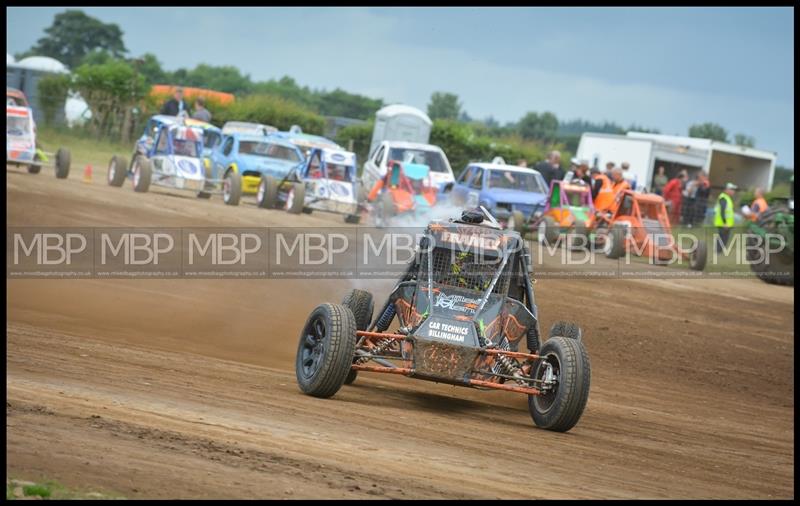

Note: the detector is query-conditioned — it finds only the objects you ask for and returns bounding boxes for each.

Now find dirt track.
[6,165,795,499]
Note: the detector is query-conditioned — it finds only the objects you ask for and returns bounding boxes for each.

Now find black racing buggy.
[294,208,591,431]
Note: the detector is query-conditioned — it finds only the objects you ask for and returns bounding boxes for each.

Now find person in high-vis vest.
[714,182,737,253]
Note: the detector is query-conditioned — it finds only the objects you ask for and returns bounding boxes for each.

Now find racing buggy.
[294,208,592,432]
[596,189,707,270]
[366,160,439,227]
[530,180,596,250]
[7,103,71,178]
[107,116,242,204]
[257,146,362,223]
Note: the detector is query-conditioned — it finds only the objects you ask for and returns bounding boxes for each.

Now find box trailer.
[577,132,777,193]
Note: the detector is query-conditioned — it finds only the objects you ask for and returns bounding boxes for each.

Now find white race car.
[6,104,70,178]
[257,147,362,223]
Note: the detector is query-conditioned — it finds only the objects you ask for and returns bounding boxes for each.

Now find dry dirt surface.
[6,165,795,499]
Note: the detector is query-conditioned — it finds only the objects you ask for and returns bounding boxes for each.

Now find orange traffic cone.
[83,164,92,183]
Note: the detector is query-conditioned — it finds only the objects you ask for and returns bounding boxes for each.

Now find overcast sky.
[7,7,795,166]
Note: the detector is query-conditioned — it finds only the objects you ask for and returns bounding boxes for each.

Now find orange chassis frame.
[351,330,544,396]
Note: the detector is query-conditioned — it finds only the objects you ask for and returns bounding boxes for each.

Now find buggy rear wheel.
[55,148,71,179]
[344,213,361,224]
[107,155,128,187]
[538,216,560,246]
[568,222,590,251]
[550,321,583,341]
[295,303,358,398]
[528,336,591,432]
[27,164,41,174]
[341,289,374,385]
[604,224,627,259]
[689,239,707,271]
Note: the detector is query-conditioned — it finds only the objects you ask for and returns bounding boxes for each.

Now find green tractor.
[745,177,794,286]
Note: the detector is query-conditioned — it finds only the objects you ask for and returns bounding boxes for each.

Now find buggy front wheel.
[528,336,591,432]
[55,148,71,179]
[295,303,358,398]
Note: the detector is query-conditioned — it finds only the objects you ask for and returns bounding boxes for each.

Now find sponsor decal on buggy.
[322,150,355,165]
[426,320,469,343]
[328,181,352,198]
[176,158,200,177]
[434,292,480,314]
[438,230,502,251]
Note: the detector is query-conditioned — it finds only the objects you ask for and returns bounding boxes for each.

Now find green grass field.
[36,126,130,171]
[6,478,124,500]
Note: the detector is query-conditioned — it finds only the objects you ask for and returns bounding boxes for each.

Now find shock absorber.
[491,336,524,379]
[375,304,396,332]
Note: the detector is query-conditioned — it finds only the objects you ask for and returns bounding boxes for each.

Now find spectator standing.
[620,161,637,190]
[516,159,528,168]
[160,87,189,116]
[691,172,711,226]
[192,96,212,122]
[714,183,738,253]
[653,165,668,195]
[535,150,564,185]
[662,171,687,224]
[682,176,699,226]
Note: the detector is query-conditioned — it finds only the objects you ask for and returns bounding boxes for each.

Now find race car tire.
[342,289,374,331]
[223,169,242,206]
[132,156,152,193]
[341,289,374,385]
[285,182,306,214]
[689,239,708,271]
[302,207,313,214]
[568,221,590,251]
[538,216,560,246]
[528,336,591,432]
[55,148,71,179]
[508,210,526,234]
[107,155,128,187]
[549,320,582,341]
[604,224,627,259]
[257,176,278,209]
[344,214,361,224]
[196,191,212,199]
[27,164,41,174]
[295,303,358,398]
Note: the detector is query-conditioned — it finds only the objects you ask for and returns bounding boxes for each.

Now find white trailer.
[577,132,777,193]
[369,104,432,157]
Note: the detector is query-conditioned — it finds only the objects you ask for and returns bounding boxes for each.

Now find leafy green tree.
[25,10,127,69]
[427,92,462,121]
[518,111,559,142]
[135,53,167,85]
[213,94,325,134]
[688,122,729,142]
[73,60,147,140]
[733,133,756,148]
[317,88,382,120]
[37,74,71,125]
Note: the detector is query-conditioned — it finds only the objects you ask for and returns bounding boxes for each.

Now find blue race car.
[444,158,548,228]
[209,131,305,196]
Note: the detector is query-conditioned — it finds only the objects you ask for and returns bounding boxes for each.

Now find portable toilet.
[369,104,432,157]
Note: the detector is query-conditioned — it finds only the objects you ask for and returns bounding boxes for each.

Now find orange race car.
[594,190,707,270]
[366,160,438,227]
